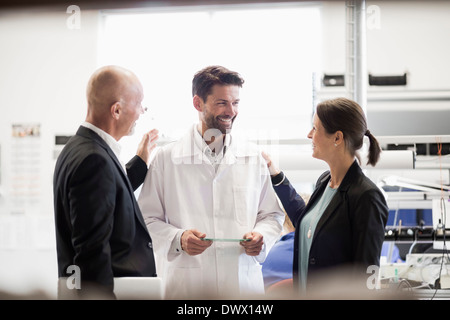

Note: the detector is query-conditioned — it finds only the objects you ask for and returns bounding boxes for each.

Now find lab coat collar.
[193,124,231,159]
[171,124,259,163]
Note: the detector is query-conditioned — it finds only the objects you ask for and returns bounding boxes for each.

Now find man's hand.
[240,231,264,256]
[136,129,159,165]
[181,229,212,256]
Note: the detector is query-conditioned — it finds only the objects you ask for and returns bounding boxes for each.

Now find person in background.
[261,193,310,296]
[138,65,284,299]
[262,97,388,295]
[381,242,403,263]
[261,211,295,292]
[53,65,159,299]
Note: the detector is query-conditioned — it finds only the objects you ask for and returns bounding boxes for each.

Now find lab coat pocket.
[233,186,257,227]
[238,254,265,295]
[165,266,203,299]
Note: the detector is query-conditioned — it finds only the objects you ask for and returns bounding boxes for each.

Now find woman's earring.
[334,143,337,147]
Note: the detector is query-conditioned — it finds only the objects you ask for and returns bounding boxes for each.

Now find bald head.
[85,65,145,140]
[87,65,141,113]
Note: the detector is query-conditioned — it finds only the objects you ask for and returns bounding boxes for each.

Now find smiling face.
[195,84,240,136]
[307,113,336,162]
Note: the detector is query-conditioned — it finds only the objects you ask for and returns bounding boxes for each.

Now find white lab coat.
[138,125,284,299]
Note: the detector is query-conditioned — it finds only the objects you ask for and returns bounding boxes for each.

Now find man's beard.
[203,110,235,135]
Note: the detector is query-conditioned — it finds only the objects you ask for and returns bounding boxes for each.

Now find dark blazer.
[53,126,157,299]
[273,160,388,290]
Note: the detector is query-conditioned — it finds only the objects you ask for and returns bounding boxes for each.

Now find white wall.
[0,7,100,297]
[318,0,450,136]
[366,0,450,90]
[320,0,450,89]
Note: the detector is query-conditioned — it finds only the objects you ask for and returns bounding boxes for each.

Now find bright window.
[98,3,322,160]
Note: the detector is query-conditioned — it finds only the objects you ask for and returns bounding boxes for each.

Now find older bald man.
[53,65,158,299]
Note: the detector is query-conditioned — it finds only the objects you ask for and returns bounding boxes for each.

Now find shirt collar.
[193,124,231,157]
[81,121,122,159]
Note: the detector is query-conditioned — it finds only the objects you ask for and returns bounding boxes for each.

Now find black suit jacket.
[273,160,388,290]
[53,126,156,299]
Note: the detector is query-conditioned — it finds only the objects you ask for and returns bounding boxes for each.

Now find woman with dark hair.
[262,97,388,295]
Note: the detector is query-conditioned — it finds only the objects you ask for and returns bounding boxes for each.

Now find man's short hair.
[192,65,244,102]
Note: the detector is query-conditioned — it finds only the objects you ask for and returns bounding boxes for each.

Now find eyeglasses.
[116,100,147,113]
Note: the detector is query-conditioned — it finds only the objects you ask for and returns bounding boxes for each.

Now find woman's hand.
[261,151,280,176]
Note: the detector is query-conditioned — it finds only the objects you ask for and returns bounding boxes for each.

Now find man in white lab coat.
[138,66,284,299]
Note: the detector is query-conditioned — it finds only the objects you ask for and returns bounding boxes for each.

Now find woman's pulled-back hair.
[316,97,381,166]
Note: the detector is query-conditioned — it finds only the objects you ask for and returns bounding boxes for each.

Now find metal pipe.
[346,0,367,114]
